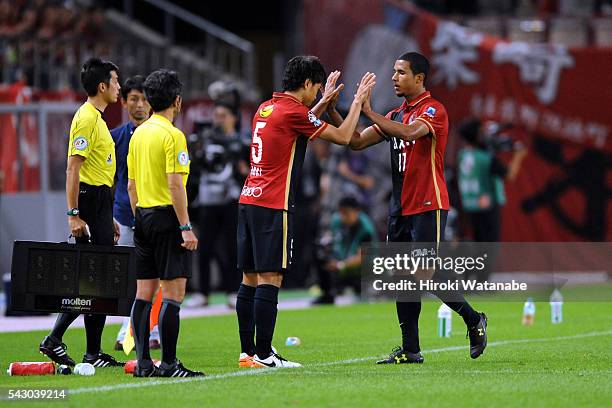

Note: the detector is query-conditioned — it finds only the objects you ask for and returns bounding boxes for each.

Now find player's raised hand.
[362,85,373,114]
[354,72,376,105]
[326,86,341,113]
[321,70,345,105]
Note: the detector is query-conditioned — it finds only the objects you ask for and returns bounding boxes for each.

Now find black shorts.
[77,183,114,246]
[237,204,293,274]
[134,206,191,280]
[387,209,448,243]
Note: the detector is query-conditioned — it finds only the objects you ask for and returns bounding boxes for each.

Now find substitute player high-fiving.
[341,52,488,364]
[235,56,375,368]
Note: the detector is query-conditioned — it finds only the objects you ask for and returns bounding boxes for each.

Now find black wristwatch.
[67,208,79,216]
[179,222,192,231]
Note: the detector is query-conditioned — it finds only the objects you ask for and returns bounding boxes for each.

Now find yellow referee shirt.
[127,114,190,208]
[67,101,115,187]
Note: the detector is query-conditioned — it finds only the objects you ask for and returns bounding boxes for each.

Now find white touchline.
[70,329,612,395]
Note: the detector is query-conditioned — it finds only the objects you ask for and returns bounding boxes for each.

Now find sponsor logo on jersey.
[73,136,88,151]
[425,106,436,118]
[177,151,189,166]
[241,186,263,198]
[308,112,323,127]
[259,105,274,118]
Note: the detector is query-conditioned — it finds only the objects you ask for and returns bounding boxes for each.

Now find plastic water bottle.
[522,298,535,326]
[73,363,95,376]
[437,304,452,337]
[549,289,563,324]
[285,337,301,346]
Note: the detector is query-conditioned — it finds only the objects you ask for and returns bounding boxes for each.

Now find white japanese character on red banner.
[430,22,483,89]
[492,42,574,105]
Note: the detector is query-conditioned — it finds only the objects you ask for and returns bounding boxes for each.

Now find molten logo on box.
[61,297,92,307]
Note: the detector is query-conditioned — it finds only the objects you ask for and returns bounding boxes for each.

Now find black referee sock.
[396,300,421,353]
[49,312,79,341]
[130,299,152,365]
[84,314,106,356]
[159,299,181,365]
[254,284,279,359]
[236,283,256,356]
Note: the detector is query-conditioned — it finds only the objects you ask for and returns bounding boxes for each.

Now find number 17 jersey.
[239,92,328,211]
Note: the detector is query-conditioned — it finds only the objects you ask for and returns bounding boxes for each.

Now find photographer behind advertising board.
[186,103,250,308]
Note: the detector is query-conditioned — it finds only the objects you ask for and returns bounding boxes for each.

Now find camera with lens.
[481,121,524,152]
[187,121,247,175]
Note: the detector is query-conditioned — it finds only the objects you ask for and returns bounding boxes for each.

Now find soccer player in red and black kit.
[236,56,375,368]
[329,52,487,364]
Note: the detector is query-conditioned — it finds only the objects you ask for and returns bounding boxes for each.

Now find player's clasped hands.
[354,72,376,104]
[322,70,345,103]
[181,230,198,251]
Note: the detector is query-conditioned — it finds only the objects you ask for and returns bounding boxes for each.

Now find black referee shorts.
[77,182,114,246]
[134,206,191,280]
[237,204,294,274]
[387,209,448,243]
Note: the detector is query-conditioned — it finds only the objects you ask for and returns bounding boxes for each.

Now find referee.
[39,58,124,368]
[127,69,203,378]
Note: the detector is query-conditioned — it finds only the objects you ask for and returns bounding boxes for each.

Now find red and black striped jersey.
[373,91,450,216]
[239,92,328,211]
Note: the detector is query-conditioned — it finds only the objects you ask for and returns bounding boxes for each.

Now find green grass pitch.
[1,286,611,407]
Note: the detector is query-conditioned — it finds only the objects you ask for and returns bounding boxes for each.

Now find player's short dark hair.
[80,57,119,97]
[282,56,326,92]
[398,52,430,82]
[120,75,145,100]
[143,69,182,112]
[339,196,361,210]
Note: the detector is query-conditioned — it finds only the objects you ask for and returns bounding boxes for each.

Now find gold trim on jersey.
[431,137,442,208]
[414,117,436,139]
[436,209,441,252]
[308,122,328,140]
[284,140,297,210]
[407,92,431,108]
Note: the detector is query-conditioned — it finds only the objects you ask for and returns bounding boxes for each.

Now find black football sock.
[236,283,256,356]
[84,314,106,356]
[159,299,181,365]
[431,287,480,328]
[445,300,480,328]
[49,312,79,341]
[130,299,152,366]
[254,284,279,359]
[396,299,421,353]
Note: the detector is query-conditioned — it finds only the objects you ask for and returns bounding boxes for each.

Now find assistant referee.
[39,57,124,368]
[127,69,204,378]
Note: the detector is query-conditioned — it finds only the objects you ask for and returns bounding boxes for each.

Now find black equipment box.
[10,241,136,316]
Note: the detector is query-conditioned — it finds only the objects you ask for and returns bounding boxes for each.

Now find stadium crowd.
[0,0,106,89]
